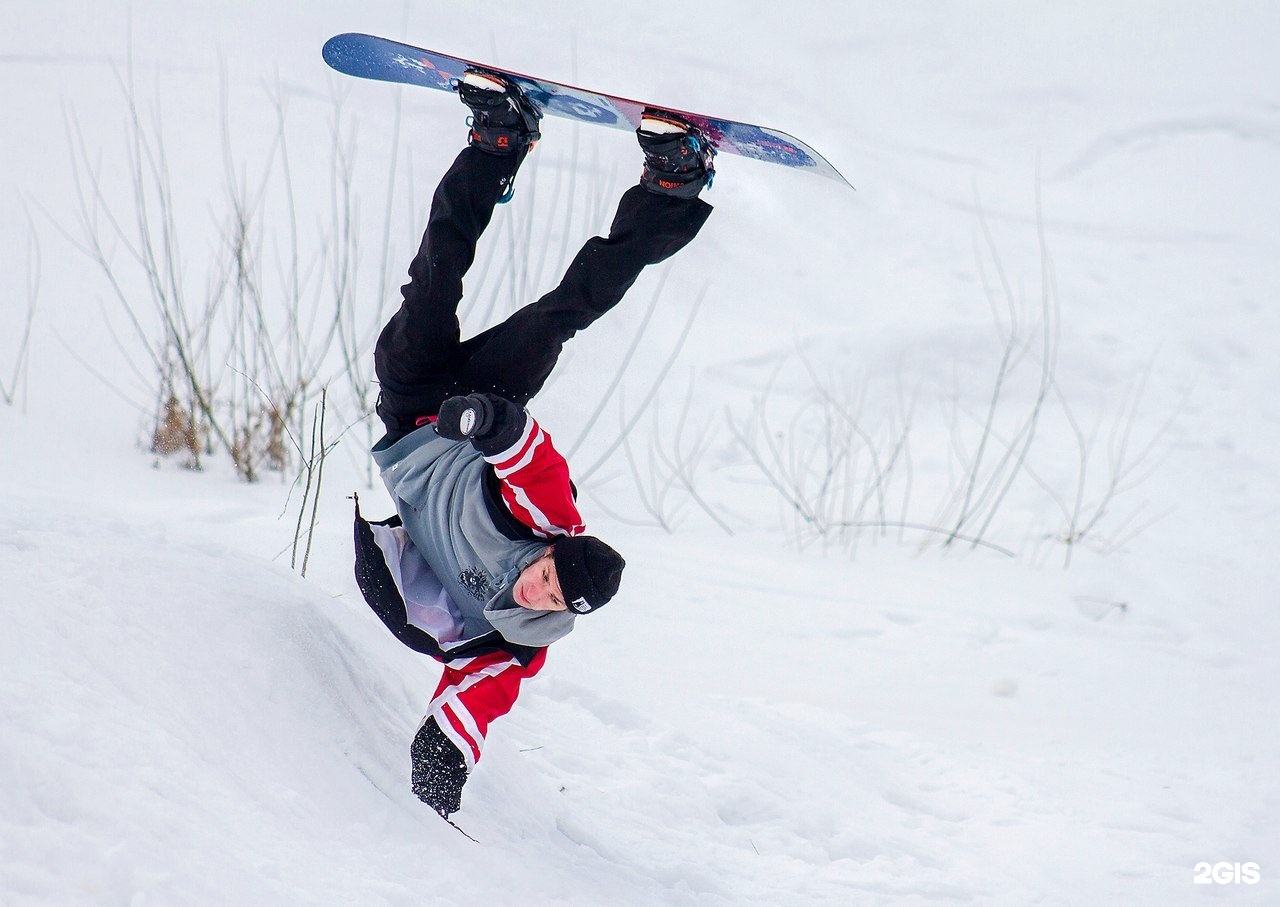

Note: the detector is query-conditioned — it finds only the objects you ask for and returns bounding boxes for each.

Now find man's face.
[512,548,566,612]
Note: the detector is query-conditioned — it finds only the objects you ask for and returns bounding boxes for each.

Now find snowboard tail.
[322,33,852,188]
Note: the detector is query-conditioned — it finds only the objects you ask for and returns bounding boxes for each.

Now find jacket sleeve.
[428,648,548,769]
[469,399,584,538]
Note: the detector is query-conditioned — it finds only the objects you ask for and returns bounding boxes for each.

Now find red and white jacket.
[358,400,587,771]
[434,411,582,768]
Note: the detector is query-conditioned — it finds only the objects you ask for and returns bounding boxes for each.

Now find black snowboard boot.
[459,70,541,153]
[458,70,542,202]
[637,111,716,198]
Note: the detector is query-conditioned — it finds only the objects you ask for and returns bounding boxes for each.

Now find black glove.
[435,394,496,442]
[410,716,469,818]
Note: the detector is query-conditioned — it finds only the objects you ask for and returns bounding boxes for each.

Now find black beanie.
[552,536,625,614]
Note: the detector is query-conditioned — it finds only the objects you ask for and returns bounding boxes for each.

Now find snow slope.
[3,2,1279,904]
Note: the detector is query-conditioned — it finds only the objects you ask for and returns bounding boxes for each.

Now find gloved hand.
[435,394,496,442]
[410,717,469,818]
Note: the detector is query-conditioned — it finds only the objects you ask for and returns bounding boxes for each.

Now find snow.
[3,1,1279,903]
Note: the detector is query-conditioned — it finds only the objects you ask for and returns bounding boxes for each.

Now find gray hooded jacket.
[370,423,578,649]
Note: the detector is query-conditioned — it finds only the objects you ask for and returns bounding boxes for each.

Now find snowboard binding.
[637,110,716,198]
[458,69,543,202]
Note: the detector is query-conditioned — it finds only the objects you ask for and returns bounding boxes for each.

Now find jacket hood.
[480,545,576,646]
[483,585,576,647]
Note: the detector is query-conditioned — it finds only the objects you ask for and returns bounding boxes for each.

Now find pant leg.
[374,146,520,433]
[456,185,713,406]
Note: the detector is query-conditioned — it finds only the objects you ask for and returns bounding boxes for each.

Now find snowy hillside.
[3,2,1279,904]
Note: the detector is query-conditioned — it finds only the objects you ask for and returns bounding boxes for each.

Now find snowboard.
[322,33,852,188]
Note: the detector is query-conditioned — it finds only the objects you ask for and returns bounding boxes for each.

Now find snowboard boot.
[458,69,542,201]
[637,111,716,198]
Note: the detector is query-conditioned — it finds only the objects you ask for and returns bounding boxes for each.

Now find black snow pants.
[373,146,713,443]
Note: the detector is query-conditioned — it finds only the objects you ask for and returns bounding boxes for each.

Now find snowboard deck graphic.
[322,33,852,188]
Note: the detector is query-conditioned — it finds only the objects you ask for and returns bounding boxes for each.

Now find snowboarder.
[353,70,714,818]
